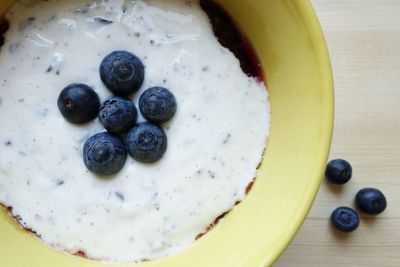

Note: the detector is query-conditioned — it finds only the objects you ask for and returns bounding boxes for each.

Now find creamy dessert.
[0,0,270,263]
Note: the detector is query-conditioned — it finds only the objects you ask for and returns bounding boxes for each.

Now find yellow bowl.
[0,0,333,266]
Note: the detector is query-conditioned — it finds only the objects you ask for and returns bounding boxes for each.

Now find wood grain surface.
[275,1,400,266]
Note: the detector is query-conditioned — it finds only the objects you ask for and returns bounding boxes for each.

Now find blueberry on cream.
[83,132,127,176]
[99,96,137,134]
[100,50,144,96]
[57,83,100,124]
[126,122,167,163]
[139,87,177,123]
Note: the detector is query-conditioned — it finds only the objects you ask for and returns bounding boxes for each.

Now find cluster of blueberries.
[57,50,177,176]
[325,159,387,232]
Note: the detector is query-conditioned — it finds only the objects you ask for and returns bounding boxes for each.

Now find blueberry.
[331,206,360,232]
[126,122,167,163]
[325,159,352,184]
[83,132,127,176]
[139,87,177,123]
[356,188,387,215]
[99,96,137,134]
[99,51,144,96]
[57,83,100,124]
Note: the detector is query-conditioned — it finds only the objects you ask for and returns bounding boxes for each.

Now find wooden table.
[275,1,400,266]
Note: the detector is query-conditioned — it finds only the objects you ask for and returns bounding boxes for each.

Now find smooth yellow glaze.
[0,0,333,266]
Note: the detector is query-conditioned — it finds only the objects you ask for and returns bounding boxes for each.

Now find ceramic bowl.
[0,0,333,266]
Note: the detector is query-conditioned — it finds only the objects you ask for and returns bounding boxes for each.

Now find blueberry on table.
[83,132,127,176]
[100,50,144,96]
[57,83,100,124]
[356,188,387,215]
[331,206,360,232]
[126,122,167,163]
[99,96,137,134]
[139,87,177,123]
[325,159,352,184]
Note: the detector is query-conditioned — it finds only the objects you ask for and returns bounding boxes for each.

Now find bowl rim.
[266,0,334,265]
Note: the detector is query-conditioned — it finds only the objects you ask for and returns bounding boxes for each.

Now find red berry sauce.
[200,0,264,82]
